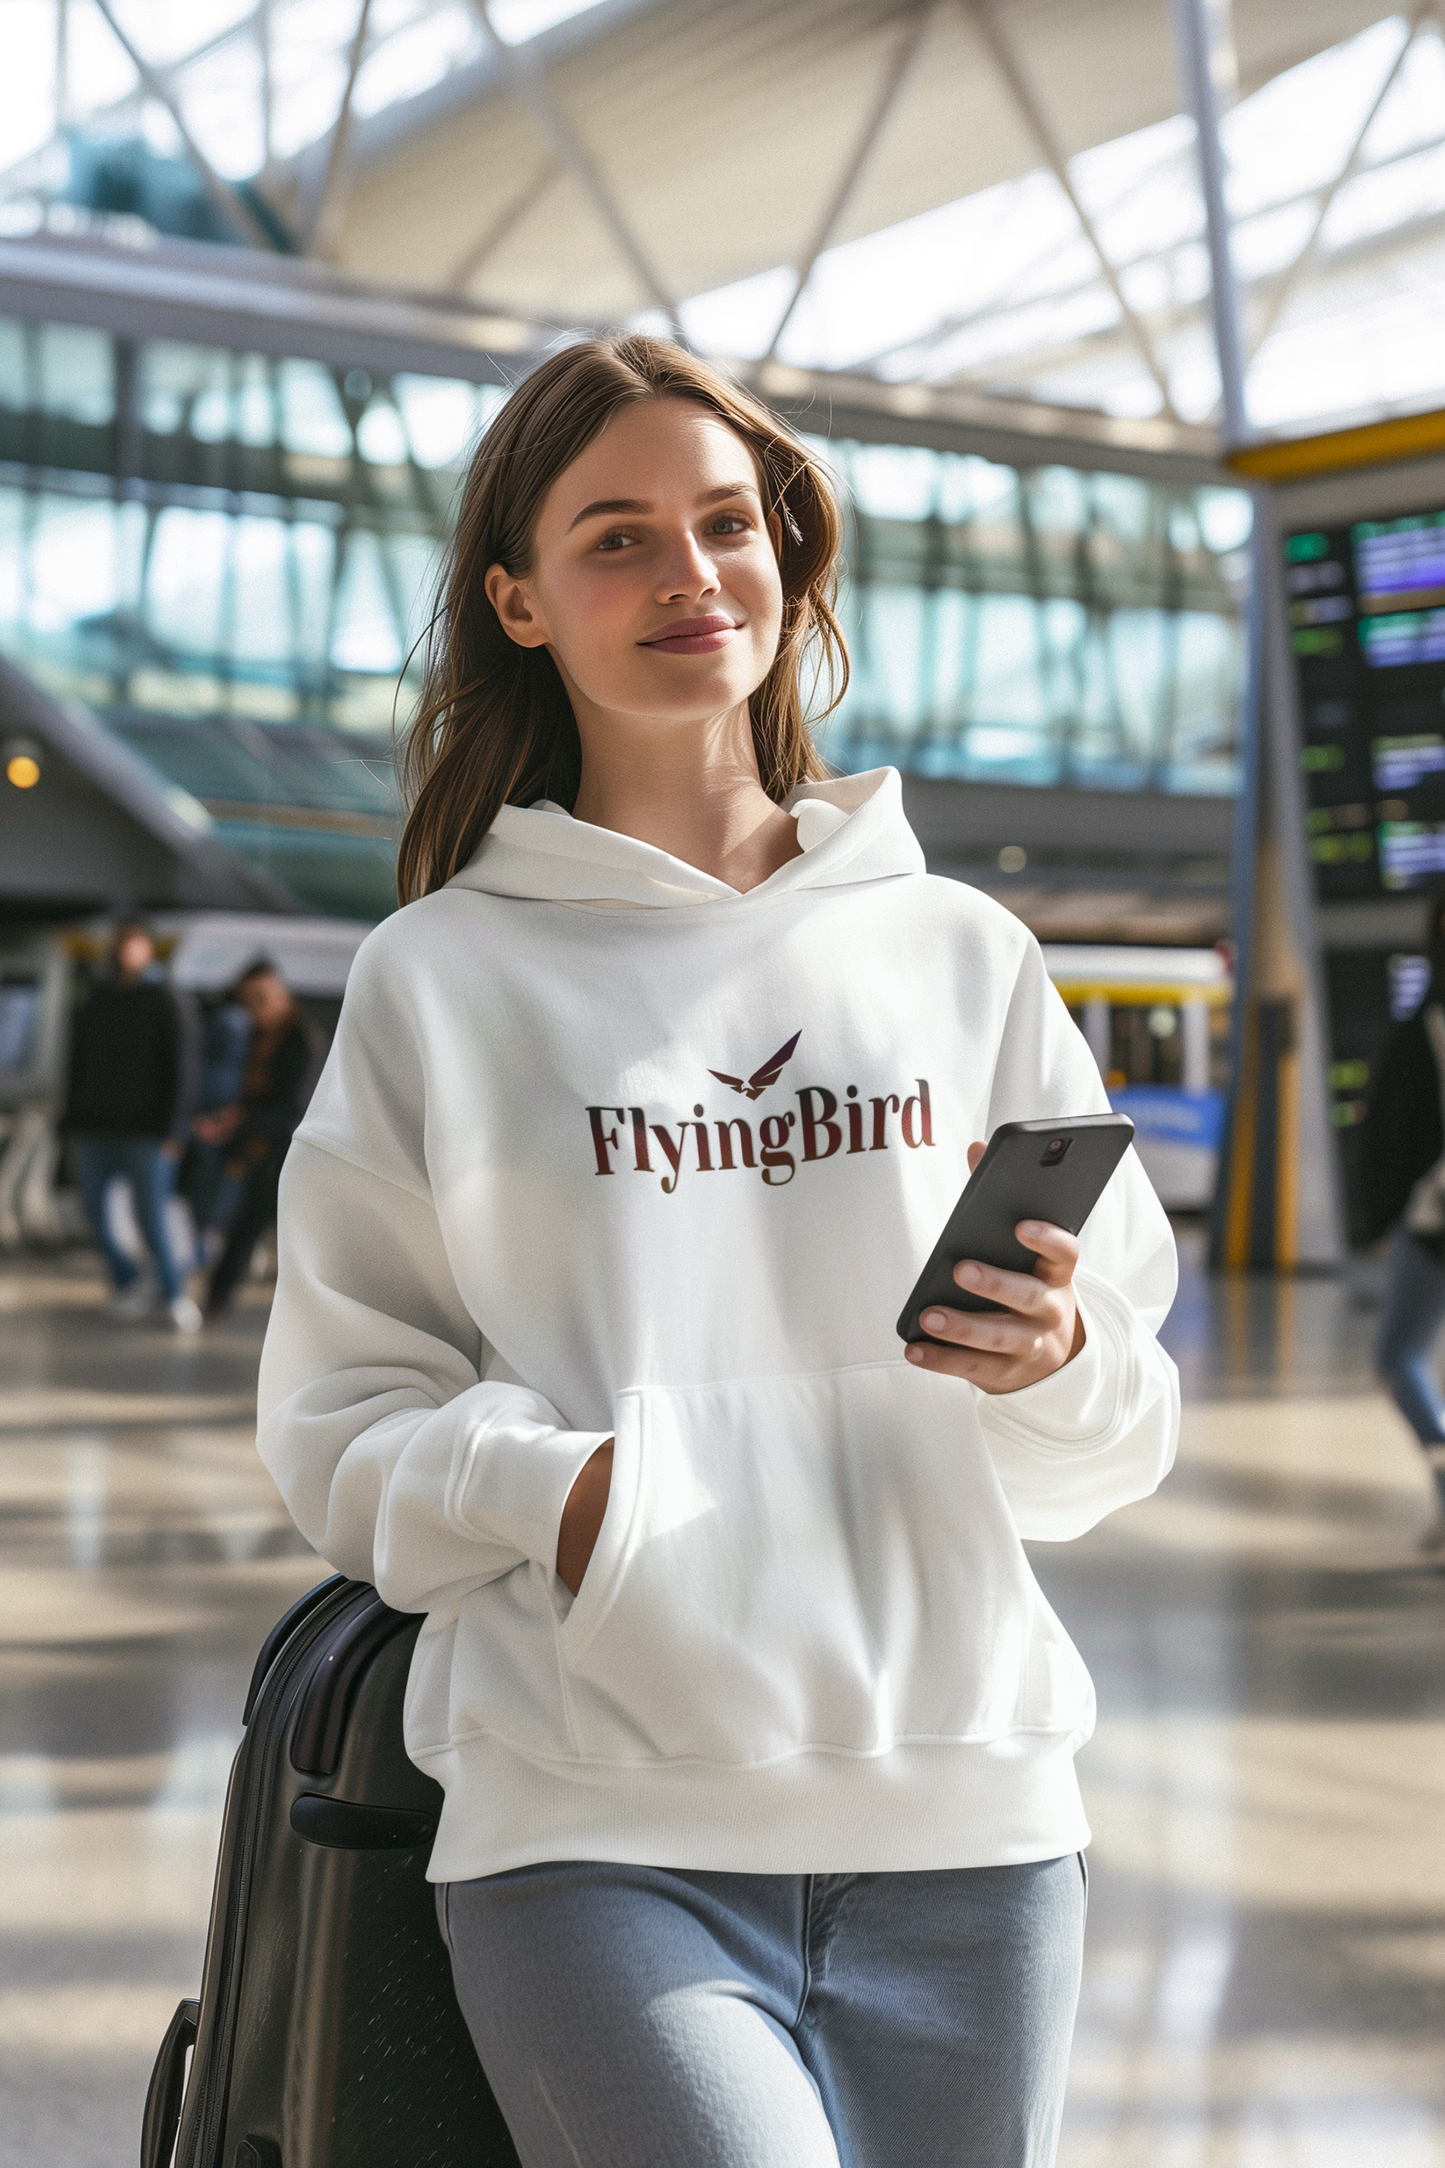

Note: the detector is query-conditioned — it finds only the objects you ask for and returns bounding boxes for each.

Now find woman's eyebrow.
[568,497,646,530]
[567,482,758,532]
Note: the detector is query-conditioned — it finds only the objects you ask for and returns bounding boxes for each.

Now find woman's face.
[486,398,785,734]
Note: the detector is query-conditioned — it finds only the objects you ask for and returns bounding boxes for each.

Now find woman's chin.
[574,679,762,732]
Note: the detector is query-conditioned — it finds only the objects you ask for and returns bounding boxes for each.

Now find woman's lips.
[639,616,740,656]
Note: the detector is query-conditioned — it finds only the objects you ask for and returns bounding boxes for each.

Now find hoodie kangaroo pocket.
[555,1363,1084,1766]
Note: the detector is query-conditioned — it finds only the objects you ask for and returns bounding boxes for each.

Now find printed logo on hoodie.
[587,1032,934,1192]
[708,1030,801,1101]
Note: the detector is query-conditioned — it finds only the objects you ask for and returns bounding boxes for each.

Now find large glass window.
[0,317,1247,917]
[820,441,1249,795]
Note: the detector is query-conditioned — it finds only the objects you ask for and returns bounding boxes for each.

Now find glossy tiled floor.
[1048,1248,1445,2167]
[0,1263,319,2168]
[0,1233,1442,2166]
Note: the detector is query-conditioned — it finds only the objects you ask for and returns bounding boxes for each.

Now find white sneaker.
[167,1294,203,1333]
[110,1280,154,1320]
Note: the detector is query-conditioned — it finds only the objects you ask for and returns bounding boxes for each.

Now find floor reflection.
[1042,1228,1445,2166]
[0,1256,317,2168]
[0,1231,1441,2165]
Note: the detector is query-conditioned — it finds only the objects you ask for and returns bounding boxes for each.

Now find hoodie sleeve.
[254,937,608,1615]
[972,931,1181,1543]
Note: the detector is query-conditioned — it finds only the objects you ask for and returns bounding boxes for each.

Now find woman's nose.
[656,529,721,601]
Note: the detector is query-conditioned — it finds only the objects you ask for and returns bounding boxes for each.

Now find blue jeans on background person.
[439,1855,1087,2168]
[74,1136,185,1304]
[179,1139,240,1240]
[1375,1227,1445,1511]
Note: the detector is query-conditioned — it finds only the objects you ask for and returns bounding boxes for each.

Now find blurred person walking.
[63,922,202,1332]
[1361,884,1445,1548]
[179,991,252,1253]
[201,961,319,1321]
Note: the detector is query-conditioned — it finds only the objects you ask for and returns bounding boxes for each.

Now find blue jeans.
[73,1136,184,1303]
[1375,1229,1445,1498]
[439,1856,1086,2168]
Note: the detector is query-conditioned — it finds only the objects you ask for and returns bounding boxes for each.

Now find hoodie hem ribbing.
[420,1731,1092,1881]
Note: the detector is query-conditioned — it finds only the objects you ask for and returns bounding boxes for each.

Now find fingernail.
[906,1343,925,1363]
[957,1263,980,1285]
[923,1310,948,1330]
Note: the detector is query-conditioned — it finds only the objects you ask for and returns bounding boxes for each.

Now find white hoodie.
[257,767,1178,1882]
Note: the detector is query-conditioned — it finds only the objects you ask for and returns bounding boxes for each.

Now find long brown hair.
[395,335,849,904]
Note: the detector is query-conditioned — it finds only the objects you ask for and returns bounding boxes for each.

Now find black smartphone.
[896,1113,1135,1343]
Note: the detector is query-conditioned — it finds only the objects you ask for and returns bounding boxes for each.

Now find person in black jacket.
[200,960,320,1321]
[1359,885,1445,1546]
[64,922,202,1331]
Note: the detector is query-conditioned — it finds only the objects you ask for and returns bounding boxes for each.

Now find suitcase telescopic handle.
[140,1997,199,2168]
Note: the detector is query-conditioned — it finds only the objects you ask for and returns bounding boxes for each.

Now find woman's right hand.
[556,1441,614,1594]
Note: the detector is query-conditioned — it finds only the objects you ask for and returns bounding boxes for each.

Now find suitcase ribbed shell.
[146,1579,519,2168]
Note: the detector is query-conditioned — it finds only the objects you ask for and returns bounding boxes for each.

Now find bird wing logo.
[708,1030,802,1101]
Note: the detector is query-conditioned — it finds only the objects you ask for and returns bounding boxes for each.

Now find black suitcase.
[141,1575,522,2168]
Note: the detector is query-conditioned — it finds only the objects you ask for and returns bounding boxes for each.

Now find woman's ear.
[485,563,550,650]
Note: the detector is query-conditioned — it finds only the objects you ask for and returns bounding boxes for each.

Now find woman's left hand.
[904,1141,1086,1396]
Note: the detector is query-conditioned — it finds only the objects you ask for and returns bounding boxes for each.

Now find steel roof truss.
[87,0,282,255]
[467,0,683,335]
[447,156,560,291]
[763,1,939,366]
[968,0,1181,422]
[304,0,377,260]
[1242,7,1437,373]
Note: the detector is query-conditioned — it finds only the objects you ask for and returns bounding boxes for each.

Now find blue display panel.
[1289,509,1445,895]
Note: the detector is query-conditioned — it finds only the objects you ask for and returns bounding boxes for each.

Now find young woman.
[257,336,1179,2168]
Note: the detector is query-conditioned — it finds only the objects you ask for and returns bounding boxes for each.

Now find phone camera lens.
[1040,1137,1071,1166]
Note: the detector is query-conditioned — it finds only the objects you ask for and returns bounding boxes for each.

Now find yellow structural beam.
[1051,982,1230,1007]
[1226,407,1445,483]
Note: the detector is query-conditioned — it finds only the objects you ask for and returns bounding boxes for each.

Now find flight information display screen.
[1288,507,1445,896]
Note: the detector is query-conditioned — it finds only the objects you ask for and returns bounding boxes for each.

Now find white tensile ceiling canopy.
[4,0,1444,436]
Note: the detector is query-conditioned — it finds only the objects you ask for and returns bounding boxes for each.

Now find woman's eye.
[589,514,753,552]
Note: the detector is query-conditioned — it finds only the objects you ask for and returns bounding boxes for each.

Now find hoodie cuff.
[451,1397,613,1573]
[976,1269,1129,1454]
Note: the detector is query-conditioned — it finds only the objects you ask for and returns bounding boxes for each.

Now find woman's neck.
[568,700,802,893]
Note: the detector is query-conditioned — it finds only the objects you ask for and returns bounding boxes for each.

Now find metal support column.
[1170,0,1344,1268]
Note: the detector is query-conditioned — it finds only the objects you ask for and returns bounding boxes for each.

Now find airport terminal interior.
[5,1238,1442,2166]
[3,0,1445,2162]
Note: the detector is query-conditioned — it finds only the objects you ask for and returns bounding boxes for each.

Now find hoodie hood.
[449,766,924,909]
